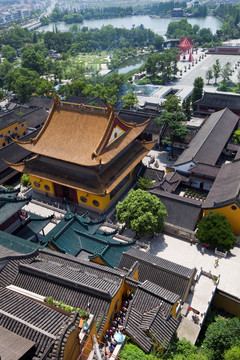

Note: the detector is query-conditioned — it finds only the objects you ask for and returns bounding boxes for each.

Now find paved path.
[149,234,240,299]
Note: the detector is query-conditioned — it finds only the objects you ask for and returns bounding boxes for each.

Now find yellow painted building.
[0,119,27,148]
[9,97,156,212]
[203,160,240,235]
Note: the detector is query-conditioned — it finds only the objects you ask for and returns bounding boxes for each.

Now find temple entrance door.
[53,183,78,204]
[54,183,63,198]
[67,187,78,203]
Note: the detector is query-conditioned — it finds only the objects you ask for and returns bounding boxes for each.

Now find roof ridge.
[0,308,56,339]
[192,108,227,161]
[18,262,113,299]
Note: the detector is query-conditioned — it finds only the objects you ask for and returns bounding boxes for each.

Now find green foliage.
[221,62,232,84]
[182,97,192,120]
[202,317,240,359]
[233,129,240,144]
[120,342,149,360]
[224,344,240,360]
[196,212,237,251]
[21,174,31,187]
[206,68,213,84]
[144,49,178,84]
[136,177,153,190]
[164,95,182,113]
[1,45,17,63]
[192,77,204,108]
[44,296,89,317]
[116,189,167,236]
[155,110,189,157]
[121,92,138,109]
[21,48,45,75]
[213,59,221,84]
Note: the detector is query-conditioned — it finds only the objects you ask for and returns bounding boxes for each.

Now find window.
[2,143,6,147]
[92,200,99,207]
[15,126,18,131]
[23,132,26,136]
[80,196,87,203]
[8,130,11,135]
[44,184,50,191]
[34,181,40,188]
[0,134,3,138]
[231,205,237,210]
[21,123,24,128]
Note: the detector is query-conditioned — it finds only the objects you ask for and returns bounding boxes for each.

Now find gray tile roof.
[0,249,125,336]
[195,92,240,111]
[118,247,196,299]
[21,107,49,129]
[203,159,240,209]
[150,189,202,231]
[189,163,220,178]
[27,96,53,110]
[118,109,161,135]
[125,280,179,352]
[0,287,79,360]
[0,128,40,178]
[174,108,239,167]
[0,327,35,360]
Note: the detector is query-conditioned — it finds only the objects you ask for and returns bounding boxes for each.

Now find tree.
[21,174,31,187]
[155,110,189,158]
[202,317,240,360]
[212,59,221,84]
[136,177,153,190]
[206,68,213,84]
[120,342,148,360]
[116,189,167,237]
[1,45,17,63]
[121,92,138,109]
[21,48,45,75]
[163,94,182,113]
[224,344,240,360]
[196,212,237,251]
[182,97,192,120]
[233,129,240,144]
[191,77,204,109]
[221,62,232,85]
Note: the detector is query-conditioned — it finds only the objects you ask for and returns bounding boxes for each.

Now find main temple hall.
[8,96,155,212]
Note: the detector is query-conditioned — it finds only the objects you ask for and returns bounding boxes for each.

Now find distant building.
[172,8,184,17]
[202,160,240,234]
[195,92,240,117]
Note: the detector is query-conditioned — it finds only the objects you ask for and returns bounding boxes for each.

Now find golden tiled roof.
[15,98,151,167]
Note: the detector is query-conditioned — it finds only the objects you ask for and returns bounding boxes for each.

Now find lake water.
[39,15,222,37]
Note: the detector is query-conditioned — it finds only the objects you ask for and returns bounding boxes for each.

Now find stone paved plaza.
[149,233,240,299]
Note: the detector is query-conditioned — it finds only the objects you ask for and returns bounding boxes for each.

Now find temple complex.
[8,96,156,212]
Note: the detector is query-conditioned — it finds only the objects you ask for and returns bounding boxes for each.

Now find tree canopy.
[155,95,189,157]
[196,212,237,251]
[232,129,240,144]
[202,317,240,360]
[192,77,204,109]
[116,189,167,236]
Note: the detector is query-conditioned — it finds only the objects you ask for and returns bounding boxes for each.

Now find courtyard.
[149,233,240,299]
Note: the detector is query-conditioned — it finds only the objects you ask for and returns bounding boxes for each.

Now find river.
[39,15,222,37]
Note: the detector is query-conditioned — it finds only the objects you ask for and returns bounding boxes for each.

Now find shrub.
[21,174,31,187]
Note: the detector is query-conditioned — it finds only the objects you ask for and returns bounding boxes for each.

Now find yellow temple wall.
[77,190,110,211]
[99,280,125,341]
[204,204,240,235]
[0,120,27,148]
[30,176,55,195]
[30,168,134,212]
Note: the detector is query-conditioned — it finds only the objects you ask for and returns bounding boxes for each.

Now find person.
[214,258,219,268]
